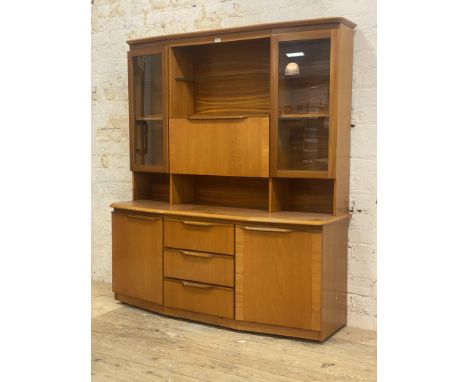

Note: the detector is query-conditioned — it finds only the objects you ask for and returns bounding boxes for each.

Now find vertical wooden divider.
[170,174,195,205]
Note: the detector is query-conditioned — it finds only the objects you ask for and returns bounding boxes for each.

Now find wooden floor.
[92,281,376,381]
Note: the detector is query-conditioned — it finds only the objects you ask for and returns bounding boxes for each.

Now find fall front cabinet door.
[235,225,322,331]
[112,212,163,304]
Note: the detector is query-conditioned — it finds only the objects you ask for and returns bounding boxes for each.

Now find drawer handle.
[127,214,159,221]
[181,281,213,289]
[179,250,214,259]
[182,220,217,227]
[243,226,293,233]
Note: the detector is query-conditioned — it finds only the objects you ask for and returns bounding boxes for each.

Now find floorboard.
[92,281,376,381]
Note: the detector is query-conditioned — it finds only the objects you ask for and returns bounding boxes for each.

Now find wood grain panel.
[164,249,234,287]
[193,39,270,115]
[169,46,194,118]
[169,117,269,177]
[194,175,269,210]
[287,178,334,213]
[133,172,170,201]
[112,211,163,304]
[235,225,321,331]
[164,278,234,319]
[170,174,195,204]
[195,75,269,115]
[164,218,234,255]
[333,24,354,215]
[321,219,349,340]
[268,178,334,213]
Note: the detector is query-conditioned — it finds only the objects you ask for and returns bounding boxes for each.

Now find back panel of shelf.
[169,38,270,118]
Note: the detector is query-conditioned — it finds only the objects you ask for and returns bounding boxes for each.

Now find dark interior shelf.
[279,112,328,119]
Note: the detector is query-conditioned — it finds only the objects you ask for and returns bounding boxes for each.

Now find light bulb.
[285,62,299,76]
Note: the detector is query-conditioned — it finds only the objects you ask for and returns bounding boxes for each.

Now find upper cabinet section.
[129,49,168,173]
[272,30,334,178]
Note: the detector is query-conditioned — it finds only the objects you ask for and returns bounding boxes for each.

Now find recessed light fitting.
[286,52,304,57]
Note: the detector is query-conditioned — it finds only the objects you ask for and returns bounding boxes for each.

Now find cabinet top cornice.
[127,17,356,47]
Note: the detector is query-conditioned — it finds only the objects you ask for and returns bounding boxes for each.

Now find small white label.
[214,37,221,43]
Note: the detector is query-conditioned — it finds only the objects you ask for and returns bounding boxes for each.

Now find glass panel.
[278,118,329,171]
[134,121,164,167]
[278,39,330,116]
[133,55,162,119]
[277,38,330,172]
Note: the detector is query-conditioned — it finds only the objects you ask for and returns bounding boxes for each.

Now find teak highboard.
[111,17,355,341]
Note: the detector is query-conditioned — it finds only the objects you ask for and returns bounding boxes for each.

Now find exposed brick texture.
[91,0,377,330]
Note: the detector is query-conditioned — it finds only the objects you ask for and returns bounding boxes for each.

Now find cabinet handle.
[188,114,247,120]
[181,220,217,227]
[242,226,293,233]
[181,280,212,289]
[178,250,215,259]
[127,214,159,221]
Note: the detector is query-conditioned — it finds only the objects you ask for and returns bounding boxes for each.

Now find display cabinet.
[111,18,355,341]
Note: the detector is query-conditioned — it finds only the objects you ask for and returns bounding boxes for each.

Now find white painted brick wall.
[91,0,377,330]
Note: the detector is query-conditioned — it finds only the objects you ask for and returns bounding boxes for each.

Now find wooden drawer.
[164,278,234,318]
[169,117,269,177]
[164,249,234,287]
[164,218,234,255]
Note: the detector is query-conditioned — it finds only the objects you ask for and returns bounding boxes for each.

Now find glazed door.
[271,30,335,178]
[129,48,168,172]
[235,225,322,331]
[112,211,163,304]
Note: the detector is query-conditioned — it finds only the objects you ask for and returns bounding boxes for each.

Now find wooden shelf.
[279,112,328,119]
[175,71,269,83]
[110,200,350,227]
[135,115,163,121]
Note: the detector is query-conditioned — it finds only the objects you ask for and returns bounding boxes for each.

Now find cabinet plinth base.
[115,292,344,342]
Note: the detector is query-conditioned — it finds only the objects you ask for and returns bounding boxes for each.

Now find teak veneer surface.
[112,213,163,304]
[235,226,322,331]
[164,249,234,287]
[164,218,235,255]
[169,117,269,177]
[127,18,356,46]
[110,200,350,226]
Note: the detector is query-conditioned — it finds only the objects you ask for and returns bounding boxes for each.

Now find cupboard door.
[129,50,168,172]
[235,225,321,331]
[271,30,335,178]
[112,212,163,304]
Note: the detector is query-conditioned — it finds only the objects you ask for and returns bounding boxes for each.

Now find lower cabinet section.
[164,278,234,319]
[235,225,322,331]
[111,208,348,341]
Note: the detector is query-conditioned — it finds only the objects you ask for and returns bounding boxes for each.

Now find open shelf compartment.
[169,38,270,118]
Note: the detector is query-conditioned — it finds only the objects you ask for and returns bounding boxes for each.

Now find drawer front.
[169,117,269,177]
[164,249,234,287]
[164,218,234,255]
[164,278,234,318]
